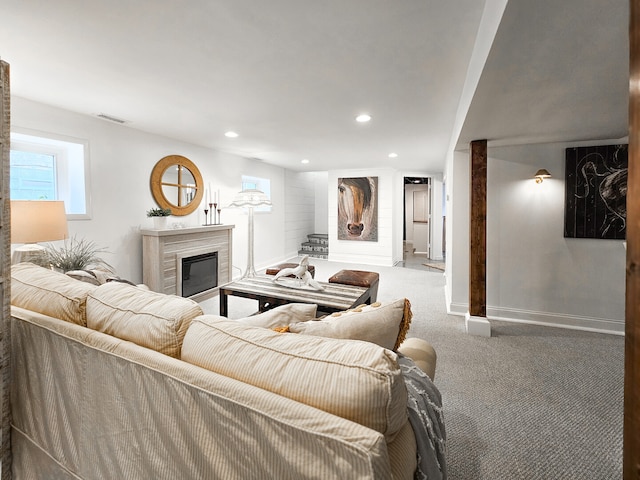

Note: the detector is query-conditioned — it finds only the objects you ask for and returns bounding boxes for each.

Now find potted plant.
[147,207,172,229]
[37,236,114,273]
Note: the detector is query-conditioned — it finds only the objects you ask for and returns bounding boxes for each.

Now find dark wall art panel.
[564,144,627,239]
[337,176,378,241]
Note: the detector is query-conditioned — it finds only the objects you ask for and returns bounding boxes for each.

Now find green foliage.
[146,207,172,217]
[41,236,114,273]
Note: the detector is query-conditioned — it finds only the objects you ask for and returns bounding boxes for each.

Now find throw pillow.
[86,282,203,358]
[11,262,97,326]
[181,315,408,441]
[287,298,412,351]
[235,303,317,328]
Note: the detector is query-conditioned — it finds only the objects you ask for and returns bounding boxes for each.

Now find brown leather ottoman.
[265,263,316,278]
[328,269,379,303]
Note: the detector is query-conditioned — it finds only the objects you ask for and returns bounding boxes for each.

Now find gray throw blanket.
[398,354,447,480]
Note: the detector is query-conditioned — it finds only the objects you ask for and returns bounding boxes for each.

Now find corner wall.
[447,140,626,334]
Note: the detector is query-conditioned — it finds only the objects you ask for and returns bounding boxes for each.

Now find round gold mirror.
[150,155,204,216]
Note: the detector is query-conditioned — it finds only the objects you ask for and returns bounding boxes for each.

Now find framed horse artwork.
[337,176,378,241]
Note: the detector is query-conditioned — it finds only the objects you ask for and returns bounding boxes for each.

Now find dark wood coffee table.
[219,275,372,317]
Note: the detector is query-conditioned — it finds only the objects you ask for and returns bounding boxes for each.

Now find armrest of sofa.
[396,337,437,381]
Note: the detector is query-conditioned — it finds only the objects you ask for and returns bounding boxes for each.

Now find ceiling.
[0,0,629,174]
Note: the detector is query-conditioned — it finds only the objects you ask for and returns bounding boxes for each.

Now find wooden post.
[0,60,12,479]
[626,2,640,478]
[467,139,490,336]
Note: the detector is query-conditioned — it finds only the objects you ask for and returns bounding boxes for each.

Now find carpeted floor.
[200,258,624,479]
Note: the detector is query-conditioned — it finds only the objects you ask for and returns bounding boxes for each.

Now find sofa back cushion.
[86,282,202,358]
[11,262,97,326]
[181,315,408,440]
[288,298,412,350]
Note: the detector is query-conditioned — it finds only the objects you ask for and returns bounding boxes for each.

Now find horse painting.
[337,177,378,241]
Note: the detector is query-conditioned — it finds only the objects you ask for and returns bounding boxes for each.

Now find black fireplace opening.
[182,251,218,297]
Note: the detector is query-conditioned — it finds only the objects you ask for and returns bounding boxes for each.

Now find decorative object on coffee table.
[228,189,271,278]
[271,255,324,291]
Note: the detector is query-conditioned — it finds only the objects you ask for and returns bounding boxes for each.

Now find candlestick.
[209,203,213,225]
[203,208,209,225]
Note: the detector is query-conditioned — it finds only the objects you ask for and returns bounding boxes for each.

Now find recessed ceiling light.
[388,152,398,158]
[301,159,310,164]
[355,114,372,123]
[224,131,239,138]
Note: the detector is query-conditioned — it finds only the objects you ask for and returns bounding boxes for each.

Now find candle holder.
[209,203,213,225]
[203,208,209,225]
[217,208,221,224]
[213,203,218,224]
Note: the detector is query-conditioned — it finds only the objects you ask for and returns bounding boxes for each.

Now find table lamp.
[228,189,272,278]
[11,200,68,264]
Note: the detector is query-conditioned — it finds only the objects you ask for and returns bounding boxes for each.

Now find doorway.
[403,177,430,265]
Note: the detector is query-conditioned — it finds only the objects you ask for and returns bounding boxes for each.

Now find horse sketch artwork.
[337,176,378,241]
[564,144,628,239]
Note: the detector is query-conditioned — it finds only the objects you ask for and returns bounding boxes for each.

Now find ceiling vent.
[97,113,127,124]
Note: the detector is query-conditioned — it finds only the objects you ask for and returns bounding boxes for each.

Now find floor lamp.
[11,200,69,264]
[228,189,272,278]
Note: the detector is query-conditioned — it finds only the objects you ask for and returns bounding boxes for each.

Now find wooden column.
[626,2,640,478]
[0,60,12,479]
[469,139,487,318]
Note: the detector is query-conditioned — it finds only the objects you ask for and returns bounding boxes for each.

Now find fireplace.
[181,251,218,298]
[141,224,233,300]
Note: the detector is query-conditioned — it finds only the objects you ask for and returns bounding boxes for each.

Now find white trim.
[446,300,624,335]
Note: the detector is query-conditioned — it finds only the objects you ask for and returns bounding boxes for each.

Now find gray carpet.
[200,258,624,479]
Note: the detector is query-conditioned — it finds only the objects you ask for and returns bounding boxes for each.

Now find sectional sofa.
[9,262,444,479]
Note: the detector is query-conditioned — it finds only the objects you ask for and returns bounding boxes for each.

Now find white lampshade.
[11,200,69,244]
[228,189,272,208]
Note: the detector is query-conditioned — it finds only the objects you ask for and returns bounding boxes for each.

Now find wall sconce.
[534,169,551,183]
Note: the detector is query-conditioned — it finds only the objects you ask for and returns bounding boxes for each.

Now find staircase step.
[300,242,329,253]
[307,233,329,245]
[299,250,328,259]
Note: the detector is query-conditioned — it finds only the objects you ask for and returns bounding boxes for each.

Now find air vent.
[97,113,127,124]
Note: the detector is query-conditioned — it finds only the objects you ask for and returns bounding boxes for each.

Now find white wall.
[327,168,397,266]
[447,140,626,334]
[283,170,316,258]
[11,97,297,283]
[313,171,329,234]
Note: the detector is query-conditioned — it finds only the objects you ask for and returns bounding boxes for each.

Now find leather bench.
[328,269,379,303]
[265,263,316,278]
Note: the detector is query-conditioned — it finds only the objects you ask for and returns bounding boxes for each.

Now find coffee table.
[219,275,372,317]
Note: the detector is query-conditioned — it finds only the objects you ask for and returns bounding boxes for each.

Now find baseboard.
[486,306,625,336]
[465,312,491,337]
[446,301,624,335]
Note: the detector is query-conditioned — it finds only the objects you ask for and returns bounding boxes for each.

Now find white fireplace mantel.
[141,224,234,301]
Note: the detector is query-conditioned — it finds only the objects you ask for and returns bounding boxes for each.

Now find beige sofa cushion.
[11,262,97,326]
[235,303,317,328]
[86,282,202,358]
[182,315,408,440]
[288,298,412,350]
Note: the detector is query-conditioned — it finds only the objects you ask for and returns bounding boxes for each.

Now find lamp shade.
[11,200,68,244]
[228,189,272,208]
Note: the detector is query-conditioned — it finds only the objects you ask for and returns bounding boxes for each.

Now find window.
[10,130,91,219]
[241,175,271,212]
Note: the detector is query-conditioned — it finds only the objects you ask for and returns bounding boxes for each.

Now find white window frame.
[11,128,92,220]
[241,175,271,212]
